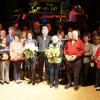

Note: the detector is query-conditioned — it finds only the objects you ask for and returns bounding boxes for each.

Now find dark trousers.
[66,59,82,85]
[9,61,14,80]
[82,63,90,85]
[20,60,26,80]
[13,60,21,81]
[27,58,36,82]
[88,62,96,85]
[59,57,67,79]
[96,68,100,87]
[38,52,49,80]
[49,63,60,85]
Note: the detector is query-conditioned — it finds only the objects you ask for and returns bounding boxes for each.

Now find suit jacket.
[36,35,52,52]
[6,34,13,46]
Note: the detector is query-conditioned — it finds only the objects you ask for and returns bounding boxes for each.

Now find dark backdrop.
[0,0,99,29]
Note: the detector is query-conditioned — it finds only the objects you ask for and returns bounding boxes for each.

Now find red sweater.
[64,39,85,59]
[94,47,100,69]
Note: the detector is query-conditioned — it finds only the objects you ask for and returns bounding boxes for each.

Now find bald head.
[42,26,49,37]
[72,30,79,40]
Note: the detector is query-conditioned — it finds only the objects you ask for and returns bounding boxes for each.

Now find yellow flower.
[45,47,61,63]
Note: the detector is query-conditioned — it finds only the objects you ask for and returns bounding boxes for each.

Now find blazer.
[6,34,13,46]
[36,35,52,52]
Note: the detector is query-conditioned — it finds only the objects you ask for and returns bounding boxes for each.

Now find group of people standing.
[0,22,100,92]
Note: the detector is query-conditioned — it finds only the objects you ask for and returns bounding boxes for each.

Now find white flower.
[24,44,38,52]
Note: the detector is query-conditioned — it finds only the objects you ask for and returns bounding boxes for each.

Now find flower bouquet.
[45,48,61,64]
[2,38,6,44]
[23,43,38,61]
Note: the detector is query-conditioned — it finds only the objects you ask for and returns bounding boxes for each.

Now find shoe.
[5,82,9,84]
[50,83,53,88]
[32,81,35,85]
[19,80,22,83]
[47,80,50,85]
[37,79,43,83]
[28,80,32,84]
[74,85,78,91]
[0,81,4,85]
[16,80,22,84]
[64,83,72,89]
[94,84,97,87]
[96,87,100,91]
[55,85,58,89]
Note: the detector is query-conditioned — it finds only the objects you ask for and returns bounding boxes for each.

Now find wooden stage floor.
[0,80,100,100]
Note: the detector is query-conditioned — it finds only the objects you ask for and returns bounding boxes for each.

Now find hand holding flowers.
[23,43,38,60]
[65,55,76,61]
[45,48,61,64]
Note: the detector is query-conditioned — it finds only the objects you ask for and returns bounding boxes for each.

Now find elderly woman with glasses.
[10,34,23,84]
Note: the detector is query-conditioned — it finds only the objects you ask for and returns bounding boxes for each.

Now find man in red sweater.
[64,30,85,90]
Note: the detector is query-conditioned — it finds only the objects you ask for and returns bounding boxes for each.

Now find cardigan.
[83,42,93,63]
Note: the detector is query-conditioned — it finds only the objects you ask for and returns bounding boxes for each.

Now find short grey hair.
[8,27,14,31]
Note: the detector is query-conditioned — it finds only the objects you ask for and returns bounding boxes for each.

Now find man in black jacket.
[37,26,52,84]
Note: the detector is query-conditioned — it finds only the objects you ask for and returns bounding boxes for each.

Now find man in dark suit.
[37,26,52,84]
[6,27,15,46]
[6,27,15,80]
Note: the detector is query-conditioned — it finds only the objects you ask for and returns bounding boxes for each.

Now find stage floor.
[0,80,100,100]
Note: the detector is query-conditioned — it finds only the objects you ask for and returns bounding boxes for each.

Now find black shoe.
[32,81,35,85]
[5,82,9,84]
[0,82,4,85]
[74,85,78,91]
[96,87,100,91]
[47,80,50,85]
[50,83,53,88]
[55,85,58,89]
[37,79,43,83]
[94,84,97,87]
[28,80,32,84]
[64,83,72,89]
